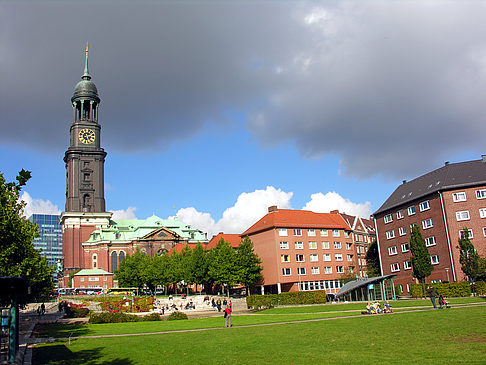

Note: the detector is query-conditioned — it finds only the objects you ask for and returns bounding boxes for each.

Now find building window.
[346,243,352,250]
[309,241,317,249]
[386,230,395,239]
[295,241,304,249]
[399,226,407,236]
[324,266,332,274]
[332,230,340,237]
[83,173,90,182]
[419,200,430,212]
[388,246,398,255]
[92,253,97,269]
[397,210,404,219]
[323,254,331,261]
[279,228,288,236]
[422,218,433,229]
[320,229,329,237]
[401,243,410,252]
[431,255,439,265]
[280,241,289,249]
[347,254,353,262]
[335,253,343,261]
[294,229,302,236]
[88,277,99,282]
[310,254,318,262]
[483,227,486,237]
[408,206,416,216]
[322,241,330,249]
[298,267,306,275]
[390,263,400,272]
[80,277,85,282]
[281,255,290,263]
[344,231,350,238]
[311,267,320,275]
[456,211,470,221]
[308,229,316,237]
[118,251,125,264]
[452,192,467,202]
[476,189,486,199]
[460,229,473,239]
[111,251,118,271]
[384,214,393,224]
[336,266,344,273]
[479,208,486,219]
[103,277,107,281]
[282,268,291,276]
[404,261,412,270]
[296,254,304,262]
[334,242,341,249]
[425,236,437,247]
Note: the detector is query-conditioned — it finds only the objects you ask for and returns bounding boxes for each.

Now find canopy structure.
[336,274,397,302]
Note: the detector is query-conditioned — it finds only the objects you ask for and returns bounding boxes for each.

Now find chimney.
[402,180,407,184]
[482,154,486,163]
[268,206,278,213]
[330,209,339,214]
[444,161,449,166]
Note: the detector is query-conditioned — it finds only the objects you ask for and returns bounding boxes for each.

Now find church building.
[61,46,207,288]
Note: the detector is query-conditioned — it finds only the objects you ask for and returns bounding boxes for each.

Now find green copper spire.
[82,41,91,80]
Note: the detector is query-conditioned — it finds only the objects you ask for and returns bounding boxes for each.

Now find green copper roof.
[84,215,208,244]
[74,269,112,276]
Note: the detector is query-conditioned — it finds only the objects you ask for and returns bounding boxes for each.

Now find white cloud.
[177,186,293,238]
[110,207,137,220]
[20,191,61,218]
[302,191,372,218]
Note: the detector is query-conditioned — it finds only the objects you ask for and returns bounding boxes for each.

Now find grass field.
[33,300,486,364]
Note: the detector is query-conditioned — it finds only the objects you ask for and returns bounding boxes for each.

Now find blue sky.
[1,1,485,237]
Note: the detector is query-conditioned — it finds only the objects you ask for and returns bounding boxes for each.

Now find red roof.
[208,233,241,249]
[242,208,351,236]
[168,243,199,255]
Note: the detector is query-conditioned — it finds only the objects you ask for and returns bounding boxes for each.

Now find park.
[29,295,486,364]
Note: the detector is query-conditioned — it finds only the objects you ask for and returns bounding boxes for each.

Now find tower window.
[83,173,90,182]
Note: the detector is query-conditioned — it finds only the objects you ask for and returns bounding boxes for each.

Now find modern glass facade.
[28,214,63,269]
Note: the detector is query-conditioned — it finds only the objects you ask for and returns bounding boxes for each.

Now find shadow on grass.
[33,323,90,338]
[33,343,134,365]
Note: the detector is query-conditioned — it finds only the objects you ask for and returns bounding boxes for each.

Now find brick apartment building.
[241,206,357,295]
[374,156,486,295]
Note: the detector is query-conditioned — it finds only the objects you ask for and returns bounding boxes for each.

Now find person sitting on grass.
[383,302,393,313]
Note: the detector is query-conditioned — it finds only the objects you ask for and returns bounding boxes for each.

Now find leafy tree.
[0,170,54,306]
[208,238,239,297]
[115,249,147,290]
[365,239,381,277]
[187,243,209,294]
[339,268,356,284]
[457,228,481,284]
[235,236,263,295]
[409,225,433,296]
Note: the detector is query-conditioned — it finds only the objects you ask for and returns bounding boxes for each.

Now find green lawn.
[33,304,485,364]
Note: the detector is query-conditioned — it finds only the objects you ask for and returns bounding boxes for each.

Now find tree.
[365,239,381,277]
[457,228,481,284]
[114,249,147,290]
[207,238,239,297]
[409,225,433,295]
[235,236,263,296]
[187,243,209,294]
[0,170,54,306]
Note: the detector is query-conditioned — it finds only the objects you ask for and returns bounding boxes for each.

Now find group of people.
[152,296,197,314]
[37,303,46,316]
[365,301,393,314]
[427,286,449,309]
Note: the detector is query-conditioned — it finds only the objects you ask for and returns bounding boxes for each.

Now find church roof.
[74,269,112,276]
[84,215,208,244]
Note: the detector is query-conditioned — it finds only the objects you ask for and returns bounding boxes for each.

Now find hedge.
[89,312,162,324]
[166,311,188,321]
[99,297,153,313]
[410,282,471,298]
[474,281,486,296]
[246,291,327,310]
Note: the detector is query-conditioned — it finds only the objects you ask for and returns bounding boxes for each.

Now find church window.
[92,253,97,269]
[118,251,125,265]
[111,251,118,271]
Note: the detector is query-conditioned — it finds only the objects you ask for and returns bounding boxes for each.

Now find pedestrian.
[427,285,438,309]
[217,299,222,312]
[223,298,227,308]
[41,303,46,315]
[224,305,232,328]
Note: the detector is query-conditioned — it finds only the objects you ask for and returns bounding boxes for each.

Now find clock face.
[78,128,95,144]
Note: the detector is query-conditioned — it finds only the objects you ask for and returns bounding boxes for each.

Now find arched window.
[92,253,97,269]
[111,251,118,271]
[118,251,125,265]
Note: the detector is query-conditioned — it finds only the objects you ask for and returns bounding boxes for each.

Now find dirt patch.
[447,335,486,343]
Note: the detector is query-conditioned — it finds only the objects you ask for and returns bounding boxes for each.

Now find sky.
[1,1,485,238]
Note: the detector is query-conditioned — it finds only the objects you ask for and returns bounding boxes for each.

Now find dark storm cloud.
[1,1,486,179]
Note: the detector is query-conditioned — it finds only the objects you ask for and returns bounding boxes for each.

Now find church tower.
[60,44,112,283]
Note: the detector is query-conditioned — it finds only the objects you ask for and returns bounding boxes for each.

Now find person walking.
[224,305,232,328]
[427,285,438,309]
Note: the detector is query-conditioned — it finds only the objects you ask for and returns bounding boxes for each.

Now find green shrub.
[99,296,153,313]
[88,312,162,324]
[166,311,188,321]
[64,303,90,318]
[394,285,402,297]
[474,281,486,296]
[410,282,472,298]
[246,291,327,309]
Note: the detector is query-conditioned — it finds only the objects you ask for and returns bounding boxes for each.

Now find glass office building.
[28,214,63,269]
